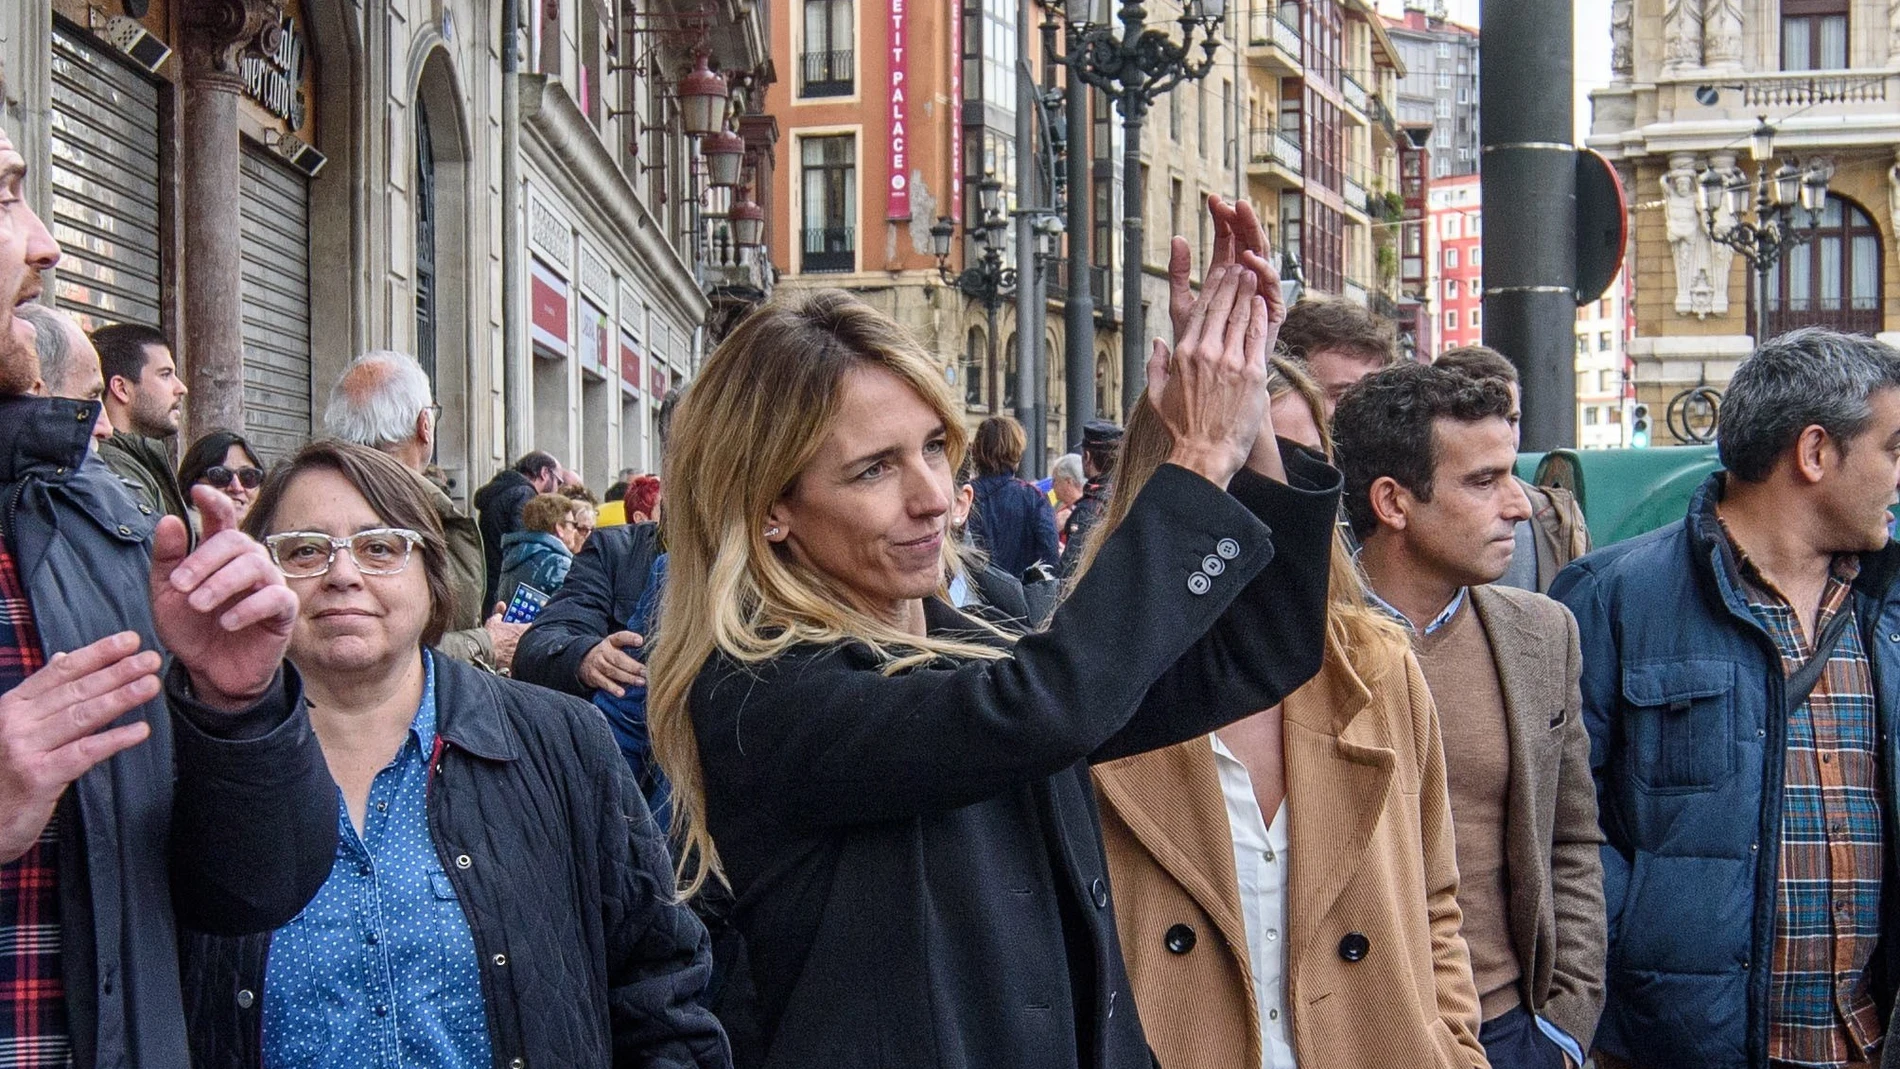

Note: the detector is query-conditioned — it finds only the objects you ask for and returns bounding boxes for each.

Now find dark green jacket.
[425,479,495,667]
[99,430,189,526]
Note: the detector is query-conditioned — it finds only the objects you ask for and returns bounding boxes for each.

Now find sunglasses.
[202,465,264,490]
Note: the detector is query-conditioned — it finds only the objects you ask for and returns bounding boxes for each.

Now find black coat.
[0,396,337,1069]
[179,654,730,1068]
[474,468,538,607]
[515,521,664,696]
[692,452,1341,1069]
[1059,478,1112,577]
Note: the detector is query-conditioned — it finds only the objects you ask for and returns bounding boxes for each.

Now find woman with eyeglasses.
[178,439,730,1069]
[177,429,265,526]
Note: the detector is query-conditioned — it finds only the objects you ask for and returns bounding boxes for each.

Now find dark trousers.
[1480,1004,1569,1069]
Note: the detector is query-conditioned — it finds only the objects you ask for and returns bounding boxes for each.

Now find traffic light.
[1631,404,1651,448]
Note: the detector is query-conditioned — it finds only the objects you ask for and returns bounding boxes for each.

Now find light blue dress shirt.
[262,652,492,1069]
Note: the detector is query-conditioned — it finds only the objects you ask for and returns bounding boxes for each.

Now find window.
[1782,0,1848,70]
[800,0,855,97]
[981,3,1017,112]
[1597,331,1612,351]
[1584,406,1599,426]
[1575,334,1588,356]
[1609,406,1623,424]
[1757,193,1885,336]
[1598,369,1616,392]
[1221,80,1233,168]
[1170,83,1183,140]
[1436,70,1450,88]
[1472,247,1482,266]
[1470,307,1482,328]
[800,135,856,273]
[1469,212,1481,236]
[1197,80,1208,156]
[1445,309,1458,330]
[1598,297,1611,317]
[1170,178,1184,249]
[1445,277,1459,298]
[1441,214,1460,239]
[1435,97,1450,118]
[1444,247,1459,268]
[1437,40,1449,58]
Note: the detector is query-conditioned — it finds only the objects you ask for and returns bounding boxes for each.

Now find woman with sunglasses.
[177,429,265,525]
[179,439,729,1069]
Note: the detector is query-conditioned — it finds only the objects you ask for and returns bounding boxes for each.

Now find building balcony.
[1247,127,1303,188]
[1245,9,1303,77]
[800,226,854,273]
[1368,97,1400,143]
[1342,176,1368,219]
[1342,75,1370,124]
[798,50,855,98]
[1047,256,1115,312]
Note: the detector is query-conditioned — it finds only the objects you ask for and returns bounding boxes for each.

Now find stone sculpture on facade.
[1611,0,1634,78]
[1664,154,1729,318]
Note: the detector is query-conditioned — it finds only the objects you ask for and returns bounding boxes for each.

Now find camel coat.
[1095,643,1489,1069]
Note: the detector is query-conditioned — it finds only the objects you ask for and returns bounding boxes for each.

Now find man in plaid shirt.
[0,118,336,1067]
[1554,329,1900,1069]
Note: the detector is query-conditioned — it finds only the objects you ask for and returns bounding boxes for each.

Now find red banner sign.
[620,332,641,394]
[887,0,911,220]
[946,0,960,223]
[529,260,569,356]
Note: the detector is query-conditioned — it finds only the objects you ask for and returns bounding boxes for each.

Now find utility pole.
[1062,2,1095,453]
[1015,0,1039,476]
[1480,0,1575,450]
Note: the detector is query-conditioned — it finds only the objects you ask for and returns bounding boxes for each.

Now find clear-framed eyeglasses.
[264,528,423,579]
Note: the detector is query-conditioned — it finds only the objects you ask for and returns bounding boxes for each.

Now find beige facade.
[1590,0,1900,442]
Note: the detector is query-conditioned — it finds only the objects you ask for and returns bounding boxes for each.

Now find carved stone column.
[178,0,280,436]
[1662,0,1704,71]
[1703,0,1743,68]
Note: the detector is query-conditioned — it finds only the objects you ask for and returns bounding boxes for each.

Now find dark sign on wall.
[242,14,308,129]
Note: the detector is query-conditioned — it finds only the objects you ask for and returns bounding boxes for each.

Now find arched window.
[963,327,987,410]
[1754,194,1883,338]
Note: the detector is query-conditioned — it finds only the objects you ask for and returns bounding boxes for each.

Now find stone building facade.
[1,0,771,496]
[1590,0,1900,441]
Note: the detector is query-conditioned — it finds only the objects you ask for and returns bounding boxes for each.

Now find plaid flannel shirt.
[0,535,67,1067]
[1729,537,1885,1068]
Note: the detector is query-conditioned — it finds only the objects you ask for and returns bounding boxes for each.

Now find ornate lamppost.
[932,173,1019,414]
[1069,0,1226,415]
[1698,116,1833,346]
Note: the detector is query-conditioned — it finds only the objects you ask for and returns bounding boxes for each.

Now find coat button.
[1164,923,1197,954]
[139,505,153,515]
[455,854,472,869]
[236,989,255,1009]
[117,525,132,536]
[1338,932,1370,963]
[492,953,508,966]
[510,1059,526,1068]
[1216,538,1240,560]
[1201,555,1225,577]
[1187,572,1211,596]
[1090,878,1109,909]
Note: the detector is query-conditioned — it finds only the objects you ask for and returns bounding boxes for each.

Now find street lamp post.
[1069,0,1225,417]
[1698,116,1833,348]
[933,174,1020,423]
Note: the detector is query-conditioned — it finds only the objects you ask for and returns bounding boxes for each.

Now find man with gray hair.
[323,350,525,670]
[1553,328,1900,1069]
[17,303,112,447]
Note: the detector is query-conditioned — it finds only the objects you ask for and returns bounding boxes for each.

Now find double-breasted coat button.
[236,989,255,1009]
[455,854,472,869]
[1090,878,1109,909]
[1216,538,1241,560]
[1164,923,1197,954]
[1338,932,1370,963]
[1187,572,1212,596]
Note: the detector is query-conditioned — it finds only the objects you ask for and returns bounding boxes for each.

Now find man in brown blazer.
[1337,363,1606,1069]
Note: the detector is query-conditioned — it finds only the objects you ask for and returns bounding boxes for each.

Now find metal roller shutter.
[48,23,163,330]
[238,145,313,462]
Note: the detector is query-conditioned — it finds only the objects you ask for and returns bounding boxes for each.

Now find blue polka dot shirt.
[262,652,492,1068]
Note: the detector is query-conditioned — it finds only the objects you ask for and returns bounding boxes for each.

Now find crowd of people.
[6,106,1900,1069]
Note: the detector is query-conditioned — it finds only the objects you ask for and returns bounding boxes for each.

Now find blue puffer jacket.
[496,530,574,609]
[1550,472,1900,1069]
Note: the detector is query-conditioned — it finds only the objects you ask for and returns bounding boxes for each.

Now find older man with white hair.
[17,303,112,447]
[322,350,524,669]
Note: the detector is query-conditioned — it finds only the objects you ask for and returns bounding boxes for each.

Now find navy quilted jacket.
[1551,472,1900,1069]
[179,655,729,1068]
